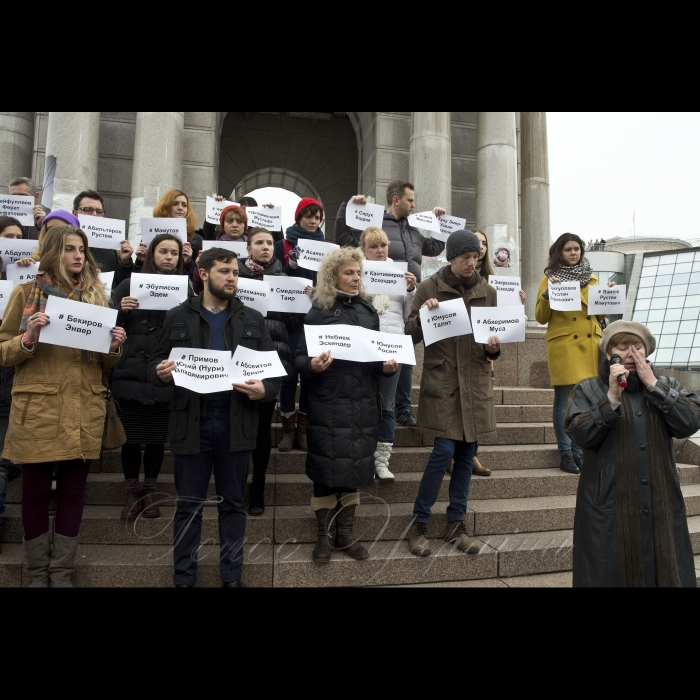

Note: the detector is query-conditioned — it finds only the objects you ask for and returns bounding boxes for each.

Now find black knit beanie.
[446,229,481,261]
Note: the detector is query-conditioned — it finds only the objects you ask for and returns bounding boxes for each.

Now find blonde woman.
[0,225,126,587]
[293,247,398,563]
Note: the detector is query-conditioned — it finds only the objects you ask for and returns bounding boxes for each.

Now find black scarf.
[285,224,325,246]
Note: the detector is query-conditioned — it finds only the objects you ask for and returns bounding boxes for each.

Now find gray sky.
[547,112,700,245]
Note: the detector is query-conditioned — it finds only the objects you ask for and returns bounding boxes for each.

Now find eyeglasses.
[78,206,105,216]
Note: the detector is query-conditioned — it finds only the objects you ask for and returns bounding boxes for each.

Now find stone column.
[520,112,551,319]
[128,111,184,243]
[409,112,452,213]
[476,112,519,276]
[0,112,35,193]
[45,112,101,210]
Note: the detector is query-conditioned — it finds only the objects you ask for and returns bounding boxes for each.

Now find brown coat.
[406,269,499,443]
[0,282,121,464]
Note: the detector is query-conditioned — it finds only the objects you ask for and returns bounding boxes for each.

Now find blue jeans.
[394,363,414,416]
[280,332,309,414]
[553,385,582,459]
[413,438,476,523]
[172,411,250,586]
[377,364,402,443]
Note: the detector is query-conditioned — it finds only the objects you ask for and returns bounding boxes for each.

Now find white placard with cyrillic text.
[236,277,270,317]
[202,239,248,258]
[130,273,189,311]
[205,196,238,226]
[346,199,385,230]
[78,215,126,250]
[362,260,408,296]
[434,214,467,242]
[168,348,232,395]
[471,306,526,344]
[41,295,118,354]
[490,275,522,307]
[0,280,14,320]
[1,239,37,271]
[547,281,581,311]
[303,324,362,362]
[587,285,626,315]
[6,260,39,285]
[408,211,440,233]
[265,276,312,314]
[297,240,340,272]
[0,194,34,227]
[419,297,473,347]
[246,206,282,231]
[360,327,416,365]
[229,345,287,385]
[140,218,187,246]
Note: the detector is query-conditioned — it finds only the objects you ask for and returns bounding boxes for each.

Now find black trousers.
[250,400,276,496]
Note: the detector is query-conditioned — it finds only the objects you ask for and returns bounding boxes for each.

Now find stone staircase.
[1,385,699,587]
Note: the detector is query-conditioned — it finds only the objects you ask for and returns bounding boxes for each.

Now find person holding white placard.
[536,233,615,475]
[0,216,24,280]
[237,227,293,516]
[294,247,397,564]
[111,234,193,520]
[0,225,126,587]
[8,177,45,238]
[360,226,416,483]
[405,231,500,557]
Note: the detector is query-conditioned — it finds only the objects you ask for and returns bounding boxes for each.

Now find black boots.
[311,493,368,563]
[311,495,337,563]
[334,494,368,561]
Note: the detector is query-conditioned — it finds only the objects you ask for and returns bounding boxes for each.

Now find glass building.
[632,248,700,369]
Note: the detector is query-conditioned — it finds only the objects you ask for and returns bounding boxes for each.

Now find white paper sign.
[41,155,57,210]
[98,271,115,296]
[434,215,467,243]
[0,194,34,227]
[419,297,473,347]
[346,199,385,230]
[490,275,522,307]
[587,284,626,315]
[408,211,440,233]
[130,273,189,311]
[6,260,39,285]
[548,281,581,311]
[140,218,187,246]
[78,215,126,250]
[362,260,408,296]
[229,345,287,384]
[168,348,232,395]
[1,239,38,271]
[41,296,118,354]
[202,239,248,258]
[266,276,312,314]
[304,324,362,362]
[0,280,15,320]
[246,206,282,231]
[237,277,270,317]
[471,306,526,344]
[297,240,340,272]
[205,196,238,226]
[360,328,416,365]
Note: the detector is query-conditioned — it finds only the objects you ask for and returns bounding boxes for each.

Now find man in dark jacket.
[335,181,447,430]
[9,177,45,239]
[149,248,281,588]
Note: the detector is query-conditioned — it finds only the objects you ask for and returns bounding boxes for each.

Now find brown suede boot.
[295,412,308,451]
[472,456,491,476]
[141,491,161,518]
[278,412,297,452]
[311,496,337,563]
[444,521,480,553]
[335,493,368,560]
[121,489,141,519]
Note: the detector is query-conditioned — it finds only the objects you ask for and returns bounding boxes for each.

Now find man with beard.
[150,248,281,588]
[565,321,700,587]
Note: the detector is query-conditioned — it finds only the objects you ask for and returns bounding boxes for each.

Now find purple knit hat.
[42,209,80,228]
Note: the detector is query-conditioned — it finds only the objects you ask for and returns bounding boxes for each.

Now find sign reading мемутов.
[140,218,187,246]
[41,296,118,354]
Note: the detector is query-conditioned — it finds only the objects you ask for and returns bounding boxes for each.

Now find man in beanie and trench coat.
[565,320,700,587]
[405,230,501,556]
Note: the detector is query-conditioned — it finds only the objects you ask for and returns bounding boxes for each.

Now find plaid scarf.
[244,257,275,276]
[545,257,592,287]
[20,273,82,332]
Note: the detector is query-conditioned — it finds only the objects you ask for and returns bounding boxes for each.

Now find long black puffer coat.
[110,278,178,407]
[294,294,390,489]
[238,257,293,381]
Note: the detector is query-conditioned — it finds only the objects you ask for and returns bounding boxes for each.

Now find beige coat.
[0,282,121,463]
[406,270,498,443]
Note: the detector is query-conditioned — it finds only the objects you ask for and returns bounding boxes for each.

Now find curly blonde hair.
[311,247,370,311]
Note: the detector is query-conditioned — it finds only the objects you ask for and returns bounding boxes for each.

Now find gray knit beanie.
[446,229,481,261]
[599,320,657,356]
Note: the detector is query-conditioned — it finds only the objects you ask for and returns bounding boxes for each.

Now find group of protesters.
[0,174,698,589]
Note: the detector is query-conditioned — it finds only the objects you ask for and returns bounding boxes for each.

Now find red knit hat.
[295,198,324,224]
[220,205,248,233]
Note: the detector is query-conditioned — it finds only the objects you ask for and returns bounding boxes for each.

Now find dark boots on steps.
[311,493,368,563]
[278,411,308,452]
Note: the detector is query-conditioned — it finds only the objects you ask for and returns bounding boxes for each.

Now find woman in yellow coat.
[0,225,126,587]
[536,233,613,475]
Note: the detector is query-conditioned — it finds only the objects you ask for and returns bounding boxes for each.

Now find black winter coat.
[110,279,176,407]
[294,295,389,489]
[91,249,134,290]
[148,294,281,455]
